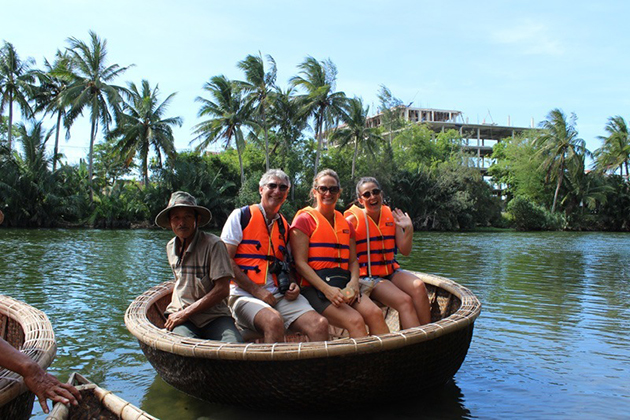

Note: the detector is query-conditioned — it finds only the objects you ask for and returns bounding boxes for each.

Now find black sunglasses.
[316,185,340,194]
[266,183,289,192]
[361,188,381,199]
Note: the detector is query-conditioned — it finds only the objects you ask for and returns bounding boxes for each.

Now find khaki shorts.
[229,294,315,333]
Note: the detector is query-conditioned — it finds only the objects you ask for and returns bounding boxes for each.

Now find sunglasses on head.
[266,183,289,192]
[361,188,381,199]
[315,185,340,194]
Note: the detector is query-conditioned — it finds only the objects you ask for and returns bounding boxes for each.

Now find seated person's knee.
[258,309,284,333]
[347,311,367,331]
[314,315,329,333]
[412,279,428,297]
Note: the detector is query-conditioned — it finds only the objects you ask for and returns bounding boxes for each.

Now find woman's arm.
[392,208,414,256]
[290,229,347,307]
[347,238,361,303]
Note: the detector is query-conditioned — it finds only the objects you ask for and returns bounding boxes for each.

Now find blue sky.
[3,0,629,166]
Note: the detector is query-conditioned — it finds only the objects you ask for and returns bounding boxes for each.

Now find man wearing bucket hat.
[156,191,243,342]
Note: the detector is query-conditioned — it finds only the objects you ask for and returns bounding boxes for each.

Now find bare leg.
[253,307,285,343]
[352,296,389,335]
[322,304,369,338]
[290,310,330,341]
[391,270,431,325]
[370,280,420,329]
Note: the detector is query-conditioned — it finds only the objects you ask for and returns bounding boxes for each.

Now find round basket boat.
[47,372,157,420]
[0,295,57,420]
[125,271,481,411]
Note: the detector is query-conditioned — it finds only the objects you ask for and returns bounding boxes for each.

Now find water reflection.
[141,374,472,420]
[1,229,629,419]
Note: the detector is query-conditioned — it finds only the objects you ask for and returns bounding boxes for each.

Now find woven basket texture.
[46,373,157,420]
[0,295,57,420]
[125,271,481,410]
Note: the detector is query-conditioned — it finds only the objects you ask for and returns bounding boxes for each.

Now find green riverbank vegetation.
[1,33,629,231]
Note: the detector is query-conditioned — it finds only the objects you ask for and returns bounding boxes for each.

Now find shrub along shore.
[1,34,628,231]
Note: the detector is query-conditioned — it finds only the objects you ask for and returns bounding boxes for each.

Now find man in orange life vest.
[221,169,329,342]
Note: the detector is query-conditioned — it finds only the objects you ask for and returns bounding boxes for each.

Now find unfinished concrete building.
[366,105,535,174]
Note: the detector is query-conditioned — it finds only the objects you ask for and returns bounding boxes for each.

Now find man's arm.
[0,338,80,414]
[225,243,277,306]
[164,276,231,331]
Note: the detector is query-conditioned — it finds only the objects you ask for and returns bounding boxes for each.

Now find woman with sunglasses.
[344,177,431,327]
[290,169,389,338]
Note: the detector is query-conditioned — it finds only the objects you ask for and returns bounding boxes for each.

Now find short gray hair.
[259,169,291,188]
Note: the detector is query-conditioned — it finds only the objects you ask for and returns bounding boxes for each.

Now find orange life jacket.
[293,206,351,287]
[234,205,288,285]
[344,204,400,277]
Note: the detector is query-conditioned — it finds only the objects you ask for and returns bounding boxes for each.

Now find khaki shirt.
[165,230,234,327]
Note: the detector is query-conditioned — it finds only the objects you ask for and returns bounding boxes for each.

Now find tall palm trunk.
[88,116,97,203]
[262,107,270,171]
[143,156,149,187]
[313,112,324,177]
[53,110,62,171]
[233,131,245,185]
[352,136,359,180]
[551,162,565,213]
[236,141,245,185]
[7,91,13,150]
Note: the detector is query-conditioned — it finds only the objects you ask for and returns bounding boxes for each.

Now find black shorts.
[300,286,332,314]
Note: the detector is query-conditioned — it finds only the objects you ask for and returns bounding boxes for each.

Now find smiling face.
[169,207,198,242]
[260,176,290,213]
[314,175,341,208]
[358,181,383,214]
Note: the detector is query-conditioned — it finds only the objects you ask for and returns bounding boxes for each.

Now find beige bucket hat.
[155,191,212,229]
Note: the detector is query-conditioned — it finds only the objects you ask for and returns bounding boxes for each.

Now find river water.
[1,229,628,419]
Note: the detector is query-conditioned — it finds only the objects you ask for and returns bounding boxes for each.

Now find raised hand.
[392,208,412,231]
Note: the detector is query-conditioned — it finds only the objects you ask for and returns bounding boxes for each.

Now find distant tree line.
[1,32,628,231]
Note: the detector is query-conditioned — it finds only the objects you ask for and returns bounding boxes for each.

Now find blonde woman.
[290,169,389,337]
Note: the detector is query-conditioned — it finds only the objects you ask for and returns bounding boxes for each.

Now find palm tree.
[562,149,609,217]
[330,97,381,180]
[15,121,52,178]
[269,87,307,160]
[290,56,347,177]
[109,79,182,186]
[63,31,131,201]
[534,109,588,213]
[33,50,72,171]
[377,85,405,144]
[0,41,35,151]
[594,115,630,178]
[237,52,277,171]
[193,75,253,185]
[4,121,56,226]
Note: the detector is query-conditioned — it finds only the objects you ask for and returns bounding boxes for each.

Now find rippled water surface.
[1,229,628,419]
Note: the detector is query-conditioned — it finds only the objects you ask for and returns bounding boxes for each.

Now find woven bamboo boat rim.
[46,373,157,420]
[125,271,481,361]
[0,295,56,406]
